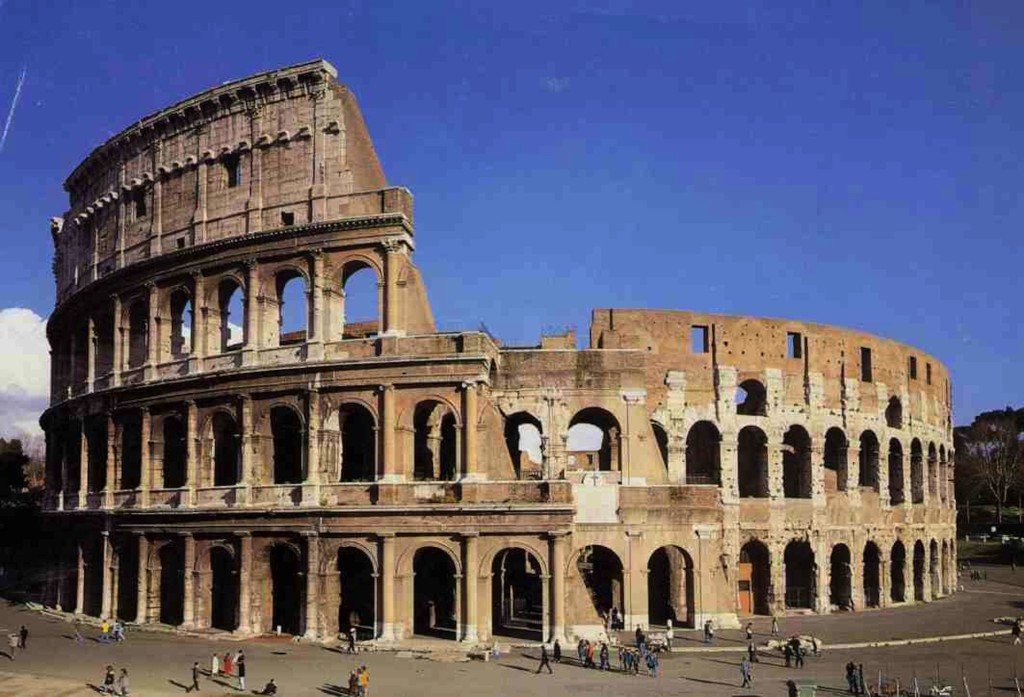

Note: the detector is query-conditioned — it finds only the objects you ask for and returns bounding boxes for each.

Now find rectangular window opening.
[860,347,873,382]
[281,211,295,226]
[133,189,147,219]
[691,325,709,354]
[787,331,803,359]
[224,155,242,188]
[926,363,932,385]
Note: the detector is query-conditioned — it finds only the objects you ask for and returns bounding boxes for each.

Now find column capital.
[300,530,319,539]
[190,268,203,280]
[460,380,478,391]
[234,530,252,538]
[178,531,194,539]
[547,530,571,540]
[243,257,258,271]
[460,531,479,540]
[377,384,395,394]
[382,238,403,254]
[376,532,396,540]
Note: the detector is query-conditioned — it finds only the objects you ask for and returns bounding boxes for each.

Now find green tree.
[0,438,30,506]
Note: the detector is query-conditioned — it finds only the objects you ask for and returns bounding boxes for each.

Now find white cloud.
[228,322,243,345]
[567,423,604,451]
[0,307,49,438]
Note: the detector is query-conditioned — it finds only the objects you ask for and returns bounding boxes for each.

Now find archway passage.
[340,262,380,338]
[647,545,694,628]
[890,541,906,603]
[82,537,104,617]
[212,413,240,486]
[885,396,903,429]
[270,545,303,635]
[490,548,544,640]
[863,542,881,608]
[736,379,767,416]
[889,439,905,505]
[271,407,304,484]
[503,412,543,480]
[913,541,925,602]
[116,539,140,621]
[859,431,880,490]
[413,547,458,639]
[86,417,108,493]
[782,426,812,498]
[829,544,852,610]
[738,540,771,615]
[651,422,669,470]
[159,542,185,626]
[567,408,621,472]
[340,404,376,482]
[784,540,815,609]
[127,299,148,368]
[929,540,940,598]
[576,545,624,622]
[686,421,721,486]
[338,548,375,639]
[162,416,187,489]
[910,439,924,504]
[824,428,848,492]
[738,426,769,498]
[413,401,458,481]
[210,546,239,631]
[940,540,950,595]
[120,413,143,490]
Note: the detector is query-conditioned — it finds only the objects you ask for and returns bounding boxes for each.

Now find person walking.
[100,618,110,644]
[846,661,858,694]
[18,625,27,650]
[1013,618,1022,646]
[783,642,793,668]
[536,643,553,674]
[791,636,804,668]
[856,663,867,695]
[747,641,758,664]
[577,638,586,664]
[348,669,360,695]
[586,640,595,668]
[211,652,220,678]
[553,638,561,663]
[745,621,753,643]
[73,621,85,646]
[6,633,17,660]
[117,668,130,697]
[741,656,753,688]
[708,618,716,645]
[358,664,370,696]
[771,614,779,637]
[236,651,246,691]
[186,661,200,693]
[348,627,357,653]
[665,619,674,650]
[223,650,233,676]
[599,642,609,670]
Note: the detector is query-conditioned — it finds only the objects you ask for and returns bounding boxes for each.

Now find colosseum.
[38,59,956,644]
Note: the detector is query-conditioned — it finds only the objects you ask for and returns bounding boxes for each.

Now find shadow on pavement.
[318,683,351,695]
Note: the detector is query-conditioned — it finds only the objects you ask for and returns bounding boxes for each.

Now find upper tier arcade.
[51,59,407,305]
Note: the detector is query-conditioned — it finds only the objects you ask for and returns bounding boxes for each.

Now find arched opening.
[162,416,187,489]
[413,401,458,481]
[738,540,771,615]
[339,404,376,482]
[939,445,948,504]
[929,539,940,597]
[824,427,848,492]
[337,547,375,639]
[890,540,906,603]
[82,536,104,617]
[910,439,924,504]
[736,379,767,416]
[270,406,304,484]
[71,323,89,390]
[567,408,621,472]
[270,544,303,635]
[738,426,769,497]
[782,425,812,499]
[94,308,115,377]
[490,548,544,640]
[859,430,880,491]
[212,413,240,487]
[940,540,950,594]
[503,412,543,480]
[127,299,148,368]
[829,544,852,610]
[784,540,815,609]
[210,545,239,631]
[912,540,925,602]
[169,289,193,358]
[116,539,139,622]
[889,439,905,505]
[412,547,458,639]
[85,416,108,493]
[275,271,308,346]
[218,279,245,352]
[65,420,83,494]
[651,421,669,470]
[647,545,694,628]
[159,541,185,626]
[885,396,903,429]
[927,443,938,500]
[686,421,721,485]
[120,412,143,490]
[341,262,380,338]
[575,545,624,622]
[863,542,881,608]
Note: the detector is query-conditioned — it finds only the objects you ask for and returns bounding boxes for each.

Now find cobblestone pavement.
[0,567,1022,696]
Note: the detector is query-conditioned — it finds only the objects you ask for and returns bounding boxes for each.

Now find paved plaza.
[1,566,1023,696]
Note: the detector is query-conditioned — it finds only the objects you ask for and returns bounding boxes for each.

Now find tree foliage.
[0,438,30,506]
[955,407,1024,523]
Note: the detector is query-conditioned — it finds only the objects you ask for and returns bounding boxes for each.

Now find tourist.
[783,642,793,668]
[810,635,819,656]
[113,621,125,643]
[846,661,858,694]
[707,618,716,644]
[236,651,247,691]
[348,627,358,653]
[790,636,804,668]
[101,665,116,694]
[857,663,867,695]
[223,651,233,676]
[599,642,609,670]
[665,619,674,649]
[73,621,85,645]
[18,625,28,650]
[553,638,561,663]
[1013,618,1021,646]
[211,652,220,677]
[635,624,645,650]
[741,656,753,688]
[747,641,758,663]
[100,618,111,644]
[586,640,595,668]
[258,678,279,695]
[117,667,130,696]
[6,632,17,659]
[646,650,659,677]
[348,669,359,695]
[610,606,621,630]
[577,638,586,664]
[746,621,753,642]
[703,619,711,643]
[186,661,200,693]
[358,664,370,696]
[536,643,553,674]
[771,614,780,637]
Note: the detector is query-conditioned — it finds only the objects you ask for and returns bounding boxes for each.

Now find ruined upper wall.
[590,309,952,433]
[51,59,403,304]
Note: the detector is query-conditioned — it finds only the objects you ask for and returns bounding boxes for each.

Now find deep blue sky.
[0,1,1020,426]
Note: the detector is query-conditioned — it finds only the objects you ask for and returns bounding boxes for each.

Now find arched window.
[738,426,768,498]
[218,280,245,352]
[782,425,812,499]
[169,289,192,358]
[889,439,905,505]
[567,408,621,472]
[504,412,543,480]
[910,439,924,504]
[927,443,938,499]
[94,306,115,377]
[341,262,380,338]
[413,401,458,481]
[885,396,903,429]
[127,299,148,368]
[162,415,187,489]
[736,379,767,416]
[824,428,848,492]
[339,403,376,482]
[270,406,304,484]
[858,431,879,491]
[651,421,669,470]
[685,421,721,485]
[120,411,143,490]
[212,413,240,486]
[275,270,307,346]
[784,540,815,608]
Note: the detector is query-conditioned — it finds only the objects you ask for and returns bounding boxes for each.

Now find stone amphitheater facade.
[39,60,956,643]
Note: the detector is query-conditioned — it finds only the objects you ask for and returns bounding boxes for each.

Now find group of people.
[602,606,625,631]
[4,624,27,659]
[347,664,371,695]
[99,618,127,644]
[187,649,247,692]
[98,665,130,695]
[845,661,868,694]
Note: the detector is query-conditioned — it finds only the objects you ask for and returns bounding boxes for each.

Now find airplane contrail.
[0,65,27,155]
